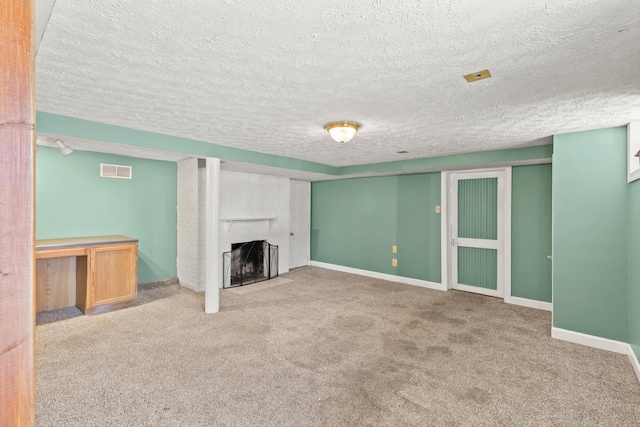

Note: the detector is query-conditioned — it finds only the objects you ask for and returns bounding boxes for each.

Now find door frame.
[441,167,512,301]
[289,180,311,269]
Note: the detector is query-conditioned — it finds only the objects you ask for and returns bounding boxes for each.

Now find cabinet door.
[35,257,77,312]
[89,243,138,308]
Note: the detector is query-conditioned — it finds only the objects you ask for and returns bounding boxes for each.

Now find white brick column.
[177,158,201,291]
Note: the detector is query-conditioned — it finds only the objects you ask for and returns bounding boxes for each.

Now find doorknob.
[290,232,294,236]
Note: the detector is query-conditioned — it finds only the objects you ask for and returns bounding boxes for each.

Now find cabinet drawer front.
[36,246,87,259]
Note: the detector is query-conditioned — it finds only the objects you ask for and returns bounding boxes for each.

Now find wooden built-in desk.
[36,235,138,315]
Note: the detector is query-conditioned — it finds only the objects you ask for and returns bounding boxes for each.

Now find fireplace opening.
[223,240,278,288]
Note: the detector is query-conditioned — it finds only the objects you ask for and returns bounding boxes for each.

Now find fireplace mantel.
[220,217,277,232]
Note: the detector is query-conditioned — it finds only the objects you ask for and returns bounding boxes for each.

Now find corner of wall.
[629,345,640,384]
[628,177,640,377]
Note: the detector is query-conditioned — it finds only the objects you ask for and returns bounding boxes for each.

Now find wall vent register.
[100,163,132,179]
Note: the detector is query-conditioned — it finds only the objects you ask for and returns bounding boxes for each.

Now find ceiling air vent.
[100,163,132,179]
[464,69,491,83]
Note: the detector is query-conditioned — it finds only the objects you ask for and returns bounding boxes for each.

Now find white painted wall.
[176,158,201,291]
[178,167,296,291]
[219,170,290,287]
[289,180,311,269]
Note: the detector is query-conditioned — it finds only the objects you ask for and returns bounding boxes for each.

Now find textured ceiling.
[36,0,640,169]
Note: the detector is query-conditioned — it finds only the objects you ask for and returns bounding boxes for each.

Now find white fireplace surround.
[219,170,290,286]
[177,160,291,293]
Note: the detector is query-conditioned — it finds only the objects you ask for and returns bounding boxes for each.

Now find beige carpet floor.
[36,267,640,426]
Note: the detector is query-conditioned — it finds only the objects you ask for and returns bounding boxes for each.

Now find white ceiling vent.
[100,163,132,179]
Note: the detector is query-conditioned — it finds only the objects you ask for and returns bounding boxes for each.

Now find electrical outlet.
[392,245,397,253]
[392,259,397,267]
[435,205,441,214]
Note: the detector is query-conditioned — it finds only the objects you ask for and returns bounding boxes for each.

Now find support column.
[0,0,36,425]
[205,157,220,313]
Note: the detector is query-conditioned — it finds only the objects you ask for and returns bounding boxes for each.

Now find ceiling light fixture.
[324,121,361,143]
[53,139,74,156]
[36,136,75,156]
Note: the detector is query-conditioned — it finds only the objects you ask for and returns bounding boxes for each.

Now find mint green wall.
[311,173,441,282]
[311,176,399,274]
[629,180,640,356]
[552,127,628,342]
[312,164,555,295]
[511,164,552,302]
[396,174,441,282]
[36,147,177,283]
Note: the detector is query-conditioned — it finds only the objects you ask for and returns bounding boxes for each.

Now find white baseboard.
[310,261,446,291]
[552,329,640,384]
[551,327,629,354]
[629,345,640,384]
[507,296,552,312]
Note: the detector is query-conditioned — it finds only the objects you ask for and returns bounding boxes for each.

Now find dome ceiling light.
[324,121,361,143]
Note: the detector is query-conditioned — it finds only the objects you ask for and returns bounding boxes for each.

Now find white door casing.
[441,168,512,301]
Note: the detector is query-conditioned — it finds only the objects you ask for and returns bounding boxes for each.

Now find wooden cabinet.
[36,236,138,315]
[87,242,138,314]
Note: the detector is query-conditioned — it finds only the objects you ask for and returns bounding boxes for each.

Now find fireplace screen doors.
[222,240,279,288]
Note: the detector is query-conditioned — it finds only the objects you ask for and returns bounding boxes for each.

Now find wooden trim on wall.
[0,0,36,425]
